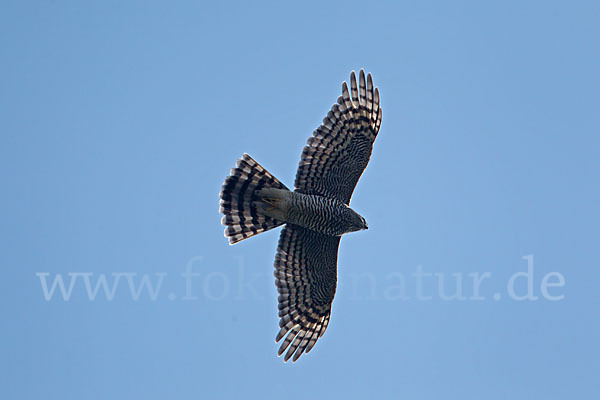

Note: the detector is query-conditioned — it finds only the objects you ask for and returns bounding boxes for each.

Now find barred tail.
[219,153,289,245]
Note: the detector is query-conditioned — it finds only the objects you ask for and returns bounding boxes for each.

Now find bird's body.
[255,188,367,237]
[219,70,382,361]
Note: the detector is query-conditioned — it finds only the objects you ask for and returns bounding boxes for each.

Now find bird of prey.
[219,70,382,362]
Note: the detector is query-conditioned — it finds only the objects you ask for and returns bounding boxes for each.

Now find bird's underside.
[219,69,382,362]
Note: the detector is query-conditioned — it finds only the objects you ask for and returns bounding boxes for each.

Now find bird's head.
[345,207,369,233]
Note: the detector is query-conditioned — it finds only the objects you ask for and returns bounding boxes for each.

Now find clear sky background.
[1,1,599,399]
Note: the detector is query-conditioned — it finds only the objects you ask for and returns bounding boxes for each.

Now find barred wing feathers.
[274,224,340,362]
[294,69,382,204]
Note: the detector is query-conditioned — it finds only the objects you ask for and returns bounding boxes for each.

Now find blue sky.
[1,1,599,399]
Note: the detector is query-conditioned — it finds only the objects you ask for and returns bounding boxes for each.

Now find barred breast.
[285,192,364,236]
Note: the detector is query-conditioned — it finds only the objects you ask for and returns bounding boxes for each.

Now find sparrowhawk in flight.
[219,70,382,361]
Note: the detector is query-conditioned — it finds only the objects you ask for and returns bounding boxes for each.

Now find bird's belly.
[285,192,350,236]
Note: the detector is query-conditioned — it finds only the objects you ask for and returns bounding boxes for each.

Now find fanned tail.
[219,153,289,244]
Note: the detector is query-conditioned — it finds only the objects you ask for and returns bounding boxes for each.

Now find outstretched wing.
[274,224,340,362]
[294,69,382,204]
